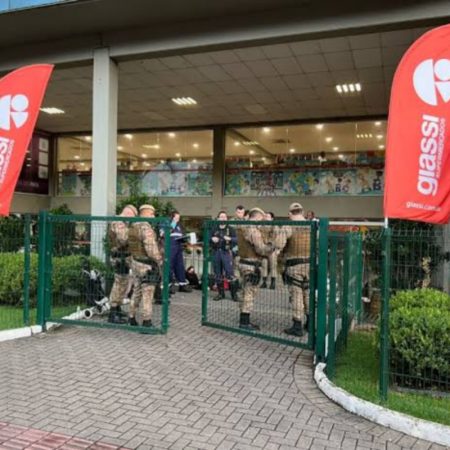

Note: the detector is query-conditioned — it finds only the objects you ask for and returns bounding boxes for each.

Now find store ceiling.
[37,26,427,134]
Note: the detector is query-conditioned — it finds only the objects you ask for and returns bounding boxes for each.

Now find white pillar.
[91,47,118,216]
[443,224,450,294]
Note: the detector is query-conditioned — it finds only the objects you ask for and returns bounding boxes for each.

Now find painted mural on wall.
[224,152,384,197]
[58,161,213,197]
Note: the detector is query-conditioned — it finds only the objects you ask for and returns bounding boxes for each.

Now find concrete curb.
[0,323,60,343]
[314,363,450,447]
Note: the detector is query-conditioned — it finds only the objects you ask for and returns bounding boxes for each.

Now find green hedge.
[0,253,107,307]
[389,289,450,390]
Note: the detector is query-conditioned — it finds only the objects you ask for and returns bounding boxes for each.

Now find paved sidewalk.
[0,294,446,450]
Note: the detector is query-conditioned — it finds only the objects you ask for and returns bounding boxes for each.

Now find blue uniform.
[170,222,188,285]
[211,224,237,284]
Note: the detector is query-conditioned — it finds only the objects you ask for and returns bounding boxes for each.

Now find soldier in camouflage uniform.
[237,207,274,331]
[260,212,279,290]
[128,204,162,327]
[108,204,137,324]
[275,203,311,337]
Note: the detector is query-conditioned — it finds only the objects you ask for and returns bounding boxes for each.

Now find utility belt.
[133,256,158,266]
[239,259,261,267]
[110,251,131,275]
[285,257,309,267]
[133,257,161,285]
[111,251,131,259]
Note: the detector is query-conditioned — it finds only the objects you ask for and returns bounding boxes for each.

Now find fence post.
[327,236,338,379]
[201,223,211,325]
[316,218,329,363]
[342,234,351,347]
[308,221,318,349]
[37,210,48,329]
[379,226,392,402]
[22,214,31,326]
[161,221,171,334]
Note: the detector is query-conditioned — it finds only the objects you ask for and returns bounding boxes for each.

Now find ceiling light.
[168,132,176,138]
[315,124,324,130]
[262,127,271,133]
[249,150,255,155]
[325,137,333,143]
[80,162,85,166]
[333,147,339,151]
[124,134,133,140]
[376,134,384,140]
[242,141,258,146]
[356,133,373,139]
[141,153,148,158]
[375,121,382,126]
[143,144,160,149]
[234,141,240,147]
[262,157,266,161]
[338,154,344,159]
[117,146,123,150]
[171,97,197,106]
[175,152,181,157]
[336,83,362,94]
[40,107,65,114]
[144,162,150,167]
[84,136,91,142]
[289,148,295,153]
[193,143,199,149]
[379,145,385,149]
[74,155,80,160]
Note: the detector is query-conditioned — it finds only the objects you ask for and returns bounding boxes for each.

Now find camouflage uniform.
[276,223,311,334]
[260,225,279,288]
[128,221,162,325]
[108,220,131,310]
[238,225,273,315]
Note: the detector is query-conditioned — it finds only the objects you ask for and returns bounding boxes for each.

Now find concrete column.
[211,127,226,218]
[91,47,118,216]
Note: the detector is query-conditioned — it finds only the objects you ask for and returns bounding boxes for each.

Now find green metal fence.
[37,212,171,335]
[0,214,36,331]
[201,219,318,349]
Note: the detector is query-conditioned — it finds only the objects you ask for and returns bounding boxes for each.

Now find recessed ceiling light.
[234,141,240,147]
[84,136,91,142]
[325,137,333,143]
[80,162,85,166]
[336,83,361,94]
[168,132,176,138]
[262,127,271,133]
[289,148,296,153]
[356,133,373,139]
[193,143,199,148]
[40,107,65,114]
[175,152,181,157]
[141,153,148,158]
[172,97,197,106]
[315,124,324,130]
[378,145,385,149]
[376,134,384,140]
[117,146,123,150]
[74,155,80,160]
[375,121,382,126]
[333,147,339,151]
[242,141,258,146]
[124,134,133,140]
[249,150,255,155]
[143,144,160,149]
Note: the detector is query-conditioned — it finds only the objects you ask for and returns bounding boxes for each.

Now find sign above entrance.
[384,24,450,224]
[0,64,53,216]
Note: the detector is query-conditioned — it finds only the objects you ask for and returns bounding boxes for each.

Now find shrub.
[0,216,26,252]
[388,289,450,391]
[0,253,107,307]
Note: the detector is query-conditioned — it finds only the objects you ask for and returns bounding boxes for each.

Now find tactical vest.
[128,223,147,258]
[237,227,259,259]
[284,226,311,259]
[108,224,128,253]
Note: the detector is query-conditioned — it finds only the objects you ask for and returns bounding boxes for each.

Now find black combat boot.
[213,283,225,301]
[239,313,260,331]
[304,314,310,332]
[229,280,241,302]
[142,319,152,327]
[260,277,268,289]
[269,277,276,290]
[179,284,192,293]
[128,317,138,326]
[108,306,125,324]
[284,319,304,337]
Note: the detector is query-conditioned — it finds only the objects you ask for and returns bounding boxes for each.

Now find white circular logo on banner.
[0,94,29,131]
[413,58,450,106]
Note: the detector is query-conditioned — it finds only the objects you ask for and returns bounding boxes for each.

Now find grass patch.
[334,331,450,427]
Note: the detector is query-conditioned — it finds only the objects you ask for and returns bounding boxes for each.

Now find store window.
[57,130,213,197]
[224,121,386,197]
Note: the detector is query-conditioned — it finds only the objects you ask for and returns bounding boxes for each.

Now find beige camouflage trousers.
[239,263,260,314]
[286,263,309,321]
[261,252,278,278]
[109,273,128,308]
[130,260,155,321]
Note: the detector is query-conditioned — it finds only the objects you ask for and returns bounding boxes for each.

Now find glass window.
[56,130,213,197]
[224,120,386,197]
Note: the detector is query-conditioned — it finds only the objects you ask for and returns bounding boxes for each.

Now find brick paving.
[0,293,447,450]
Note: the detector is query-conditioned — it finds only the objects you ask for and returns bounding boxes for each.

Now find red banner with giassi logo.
[384,25,450,224]
[0,64,53,216]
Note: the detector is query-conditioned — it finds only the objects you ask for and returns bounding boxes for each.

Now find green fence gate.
[37,212,171,334]
[201,218,318,349]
